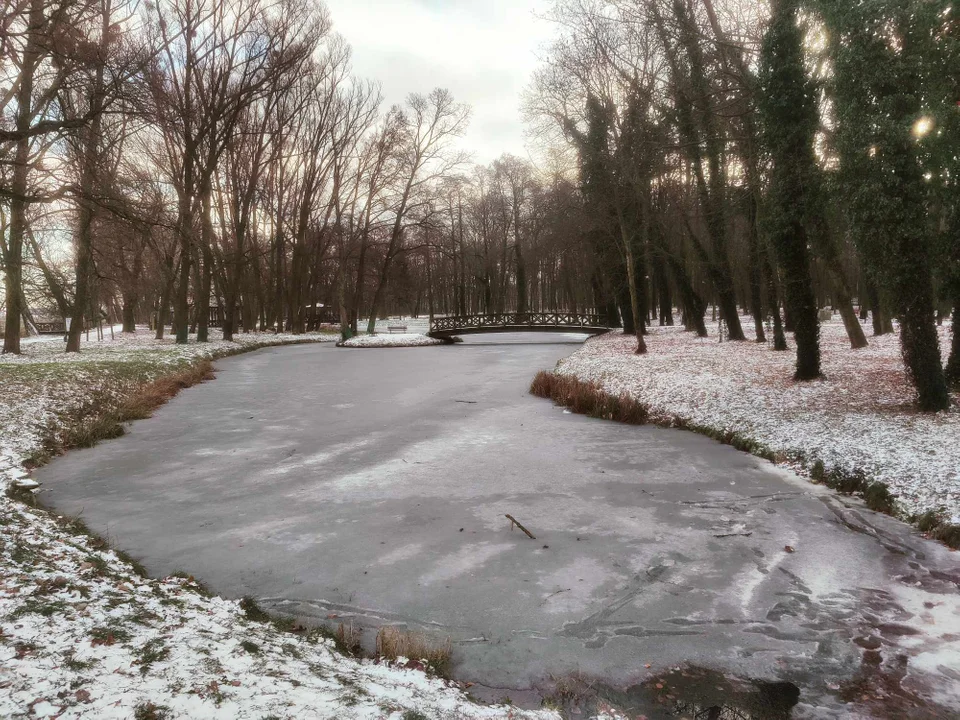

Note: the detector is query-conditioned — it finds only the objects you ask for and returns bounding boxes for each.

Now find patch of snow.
[340,333,444,348]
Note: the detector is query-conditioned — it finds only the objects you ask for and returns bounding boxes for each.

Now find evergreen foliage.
[819,0,952,410]
[758,0,822,380]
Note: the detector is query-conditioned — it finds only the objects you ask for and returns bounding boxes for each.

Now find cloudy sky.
[323,0,554,164]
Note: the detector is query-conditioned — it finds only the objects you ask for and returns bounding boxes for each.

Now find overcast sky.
[323,0,554,165]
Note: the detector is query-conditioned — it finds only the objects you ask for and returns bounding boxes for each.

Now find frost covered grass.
[0,328,557,719]
[548,316,960,540]
[339,333,445,348]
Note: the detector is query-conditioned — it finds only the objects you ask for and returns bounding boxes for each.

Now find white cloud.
[324,0,552,164]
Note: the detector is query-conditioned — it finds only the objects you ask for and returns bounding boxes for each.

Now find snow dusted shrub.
[916,511,942,533]
[811,460,827,483]
[862,482,896,515]
[815,464,897,515]
[915,511,960,550]
[239,596,271,623]
[932,524,960,550]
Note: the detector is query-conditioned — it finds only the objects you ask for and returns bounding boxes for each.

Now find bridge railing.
[430,312,607,334]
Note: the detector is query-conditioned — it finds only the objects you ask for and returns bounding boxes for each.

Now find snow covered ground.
[0,329,558,720]
[556,317,960,525]
[340,333,444,348]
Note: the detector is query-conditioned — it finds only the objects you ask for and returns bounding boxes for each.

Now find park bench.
[387,325,408,334]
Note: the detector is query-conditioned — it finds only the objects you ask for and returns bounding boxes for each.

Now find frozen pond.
[35,335,960,716]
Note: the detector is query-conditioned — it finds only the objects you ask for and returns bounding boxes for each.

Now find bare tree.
[364,88,469,334]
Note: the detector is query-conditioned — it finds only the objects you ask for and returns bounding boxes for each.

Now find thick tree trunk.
[899,296,950,411]
[661,0,744,341]
[66,243,93,353]
[780,224,821,379]
[759,0,820,378]
[867,281,893,336]
[122,296,137,333]
[835,293,868,349]
[351,231,369,334]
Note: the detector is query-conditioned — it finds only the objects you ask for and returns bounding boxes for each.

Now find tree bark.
[66,1,109,353]
[946,300,960,388]
[2,0,44,354]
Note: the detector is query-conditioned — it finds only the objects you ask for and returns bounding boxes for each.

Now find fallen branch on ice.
[505,514,536,539]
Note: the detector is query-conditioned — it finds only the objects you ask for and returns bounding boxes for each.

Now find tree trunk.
[366,266,389,335]
[759,0,821,378]
[780,223,821,379]
[747,193,767,343]
[946,299,960,388]
[173,191,193,344]
[655,255,674,326]
[619,280,635,336]
[66,5,108,353]
[122,295,137,333]
[515,242,528,314]
[762,252,788,351]
[2,0,44,354]
[658,234,707,338]
[866,281,892,336]
[899,296,950,411]
[835,292,868,349]
[807,215,868,349]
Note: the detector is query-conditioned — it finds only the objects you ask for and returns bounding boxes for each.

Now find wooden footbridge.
[428,312,612,341]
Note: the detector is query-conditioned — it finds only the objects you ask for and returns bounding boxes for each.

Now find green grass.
[7,597,69,620]
[135,638,171,674]
[240,639,261,654]
[89,623,133,647]
[239,596,272,623]
[133,702,170,720]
